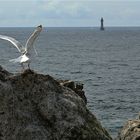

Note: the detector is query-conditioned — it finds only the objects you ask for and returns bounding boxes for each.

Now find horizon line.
[0,25,140,28]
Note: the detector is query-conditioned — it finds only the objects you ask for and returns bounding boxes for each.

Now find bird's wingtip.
[38,25,42,28]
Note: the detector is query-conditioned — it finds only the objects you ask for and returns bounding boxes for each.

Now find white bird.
[0,25,42,70]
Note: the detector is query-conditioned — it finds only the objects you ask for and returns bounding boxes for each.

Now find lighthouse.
[100,17,104,31]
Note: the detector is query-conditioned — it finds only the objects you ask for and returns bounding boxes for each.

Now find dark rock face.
[0,65,11,81]
[0,66,112,140]
[116,115,140,140]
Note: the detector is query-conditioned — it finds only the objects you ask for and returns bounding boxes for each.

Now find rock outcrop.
[116,113,140,140]
[0,66,112,140]
[58,80,87,104]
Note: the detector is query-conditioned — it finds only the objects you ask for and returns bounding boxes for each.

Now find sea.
[0,27,140,138]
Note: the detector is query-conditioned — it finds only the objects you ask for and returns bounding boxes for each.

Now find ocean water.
[0,27,140,137]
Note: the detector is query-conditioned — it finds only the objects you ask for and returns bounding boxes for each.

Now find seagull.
[0,25,42,70]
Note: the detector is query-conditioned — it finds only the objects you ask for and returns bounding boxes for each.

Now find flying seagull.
[0,25,42,70]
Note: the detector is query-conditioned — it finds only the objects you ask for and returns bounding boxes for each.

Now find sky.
[0,0,140,27]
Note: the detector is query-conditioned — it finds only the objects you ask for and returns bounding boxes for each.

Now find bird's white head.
[21,48,27,54]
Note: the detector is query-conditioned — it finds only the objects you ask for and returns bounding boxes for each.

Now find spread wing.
[25,25,42,54]
[0,35,23,53]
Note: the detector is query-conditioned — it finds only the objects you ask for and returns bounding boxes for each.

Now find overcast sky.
[0,0,140,27]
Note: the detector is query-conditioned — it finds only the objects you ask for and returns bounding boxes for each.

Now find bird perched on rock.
[0,25,42,70]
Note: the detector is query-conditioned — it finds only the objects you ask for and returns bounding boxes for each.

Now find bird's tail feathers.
[9,56,22,63]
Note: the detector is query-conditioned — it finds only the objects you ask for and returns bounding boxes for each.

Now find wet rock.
[0,66,112,140]
[116,113,140,140]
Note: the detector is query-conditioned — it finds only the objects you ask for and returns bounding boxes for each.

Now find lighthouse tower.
[100,17,104,31]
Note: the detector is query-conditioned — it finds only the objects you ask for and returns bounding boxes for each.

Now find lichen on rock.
[116,114,140,140]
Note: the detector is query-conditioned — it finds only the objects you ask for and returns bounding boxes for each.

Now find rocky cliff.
[0,66,112,140]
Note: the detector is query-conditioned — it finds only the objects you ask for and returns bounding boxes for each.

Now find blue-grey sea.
[0,27,140,138]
